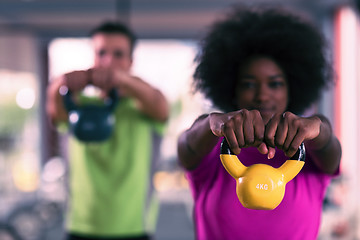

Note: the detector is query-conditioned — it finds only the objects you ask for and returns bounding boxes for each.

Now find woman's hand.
[179,110,340,173]
[209,109,275,158]
[265,112,321,157]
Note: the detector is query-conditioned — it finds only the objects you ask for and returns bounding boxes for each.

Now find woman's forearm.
[305,115,342,174]
[177,114,219,170]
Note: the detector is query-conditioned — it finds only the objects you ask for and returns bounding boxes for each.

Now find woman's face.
[236,57,289,123]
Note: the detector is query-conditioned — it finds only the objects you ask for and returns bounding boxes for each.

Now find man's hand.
[64,70,89,91]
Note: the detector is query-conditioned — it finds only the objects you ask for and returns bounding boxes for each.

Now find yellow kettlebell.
[220,139,305,210]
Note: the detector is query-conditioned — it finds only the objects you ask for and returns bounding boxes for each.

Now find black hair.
[355,0,360,13]
[89,21,137,54]
[194,6,334,114]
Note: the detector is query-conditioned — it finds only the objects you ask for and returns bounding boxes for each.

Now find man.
[46,22,169,240]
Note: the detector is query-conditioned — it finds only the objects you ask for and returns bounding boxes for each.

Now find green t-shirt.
[66,97,165,237]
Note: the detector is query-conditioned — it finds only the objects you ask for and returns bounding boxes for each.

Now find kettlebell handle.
[60,86,119,112]
[220,138,305,162]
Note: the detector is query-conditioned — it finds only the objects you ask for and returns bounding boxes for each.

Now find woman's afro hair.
[193,6,334,114]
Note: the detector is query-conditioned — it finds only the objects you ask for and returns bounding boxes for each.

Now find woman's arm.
[265,113,341,175]
[304,115,342,174]
[177,114,219,170]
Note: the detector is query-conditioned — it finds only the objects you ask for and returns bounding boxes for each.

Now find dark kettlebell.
[61,86,119,142]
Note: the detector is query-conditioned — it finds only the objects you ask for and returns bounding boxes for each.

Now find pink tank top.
[185,139,337,240]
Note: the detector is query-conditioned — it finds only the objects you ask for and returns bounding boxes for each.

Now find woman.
[177,7,341,240]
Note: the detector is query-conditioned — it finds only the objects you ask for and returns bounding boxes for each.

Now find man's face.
[92,33,133,71]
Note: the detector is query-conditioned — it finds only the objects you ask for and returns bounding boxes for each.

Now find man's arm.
[46,75,68,124]
[46,71,89,125]
[47,69,169,125]
[89,68,169,122]
[117,75,169,122]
